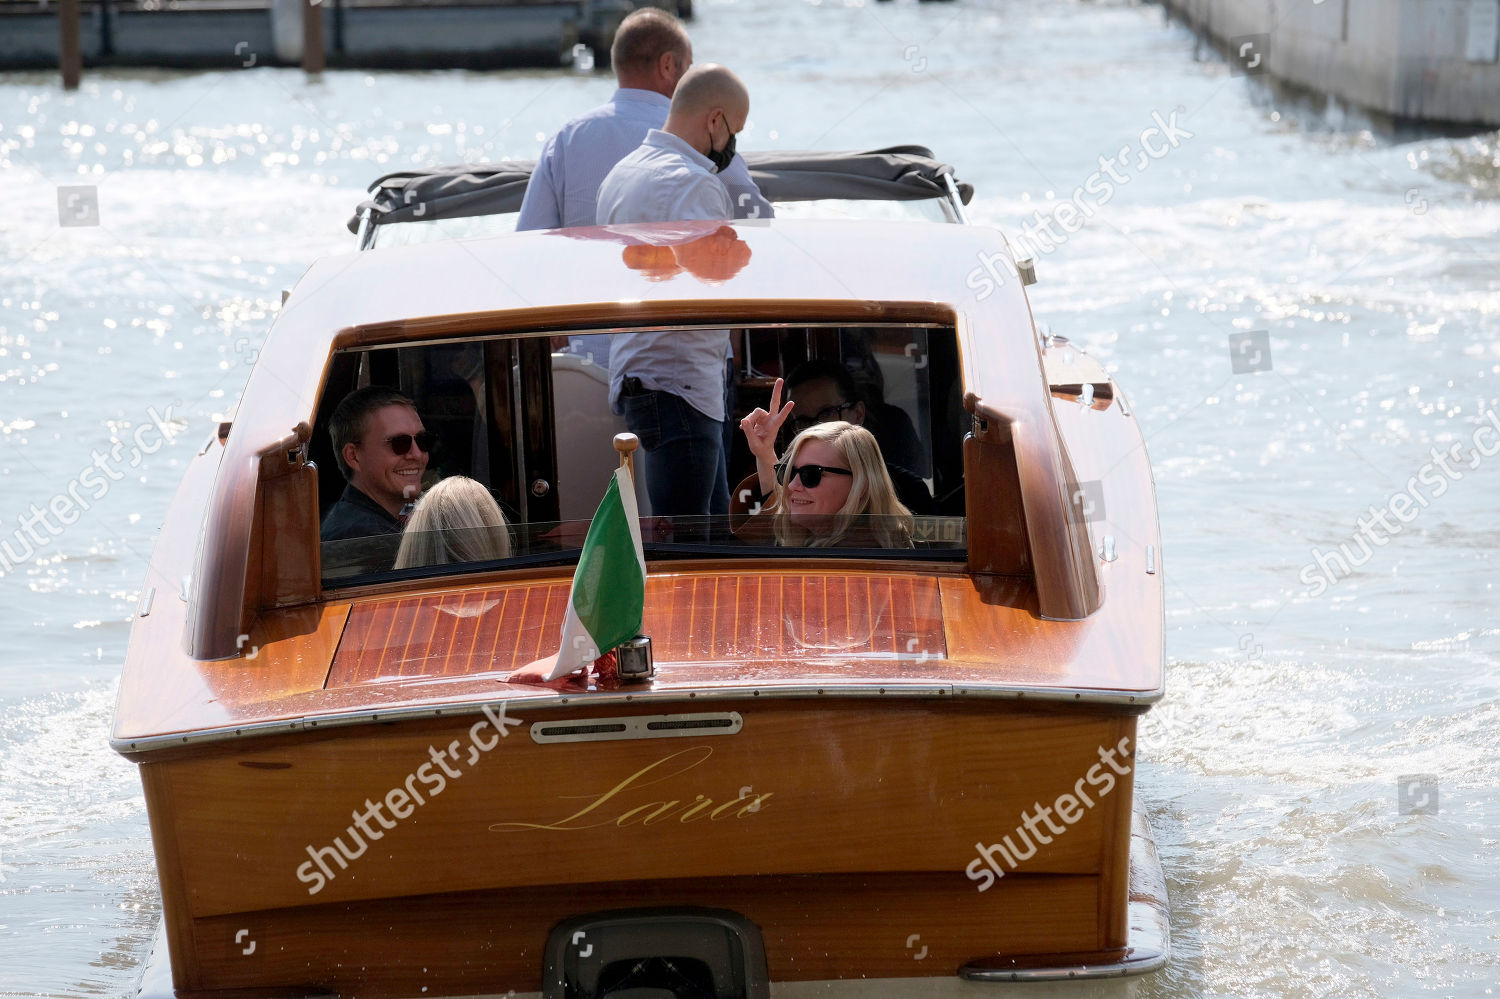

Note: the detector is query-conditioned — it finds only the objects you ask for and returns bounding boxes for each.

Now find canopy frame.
[350,145,974,248]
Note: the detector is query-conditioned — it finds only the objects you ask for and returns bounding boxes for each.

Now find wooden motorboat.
[117,154,1168,999]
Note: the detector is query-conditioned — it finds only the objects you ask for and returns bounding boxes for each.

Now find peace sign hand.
[739,377,796,464]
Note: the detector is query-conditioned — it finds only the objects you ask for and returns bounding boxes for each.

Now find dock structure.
[1,0,691,87]
[1161,0,1500,127]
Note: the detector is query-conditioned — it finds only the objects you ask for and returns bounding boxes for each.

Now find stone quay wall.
[1159,0,1500,127]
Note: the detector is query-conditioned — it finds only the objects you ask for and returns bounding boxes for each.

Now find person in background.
[595,64,753,517]
[517,8,771,368]
[782,362,934,514]
[394,476,511,569]
[738,400,913,548]
[321,387,435,543]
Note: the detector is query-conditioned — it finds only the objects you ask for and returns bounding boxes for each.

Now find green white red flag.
[545,466,646,680]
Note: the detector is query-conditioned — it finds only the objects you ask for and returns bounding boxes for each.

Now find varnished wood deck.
[328,573,945,686]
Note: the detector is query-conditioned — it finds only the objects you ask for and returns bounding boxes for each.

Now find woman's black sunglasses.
[785,463,853,488]
[375,431,438,456]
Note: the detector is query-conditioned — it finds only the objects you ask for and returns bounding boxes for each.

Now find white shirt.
[609,327,733,423]
[597,131,742,421]
[517,89,772,231]
[518,91,771,371]
[595,129,734,225]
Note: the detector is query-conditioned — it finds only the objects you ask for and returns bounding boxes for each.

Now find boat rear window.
[314,323,967,587]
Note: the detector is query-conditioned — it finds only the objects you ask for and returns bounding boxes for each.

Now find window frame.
[315,321,968,591]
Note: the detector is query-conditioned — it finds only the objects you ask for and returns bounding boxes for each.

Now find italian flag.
[545,466,647,680]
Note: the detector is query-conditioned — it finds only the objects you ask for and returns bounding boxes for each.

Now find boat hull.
[133,801,1166,999]
[137,698,1151,996]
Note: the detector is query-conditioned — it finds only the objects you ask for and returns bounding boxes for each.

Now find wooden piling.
[59,0,81,90]
[302,0,324,75]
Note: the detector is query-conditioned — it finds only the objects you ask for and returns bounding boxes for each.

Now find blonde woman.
[739,379,913,549]
[394,476,512,569]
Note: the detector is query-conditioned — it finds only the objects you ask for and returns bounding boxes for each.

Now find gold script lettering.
[676,795,715,823]
[490,746,712,831]
[616,800,680,827]
[488,746,772,832]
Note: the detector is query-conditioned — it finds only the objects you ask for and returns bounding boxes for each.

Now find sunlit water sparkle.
[2,0,1498,995]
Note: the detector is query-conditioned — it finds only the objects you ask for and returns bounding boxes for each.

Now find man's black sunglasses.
[785,463,853,489]
[372,431,438,456]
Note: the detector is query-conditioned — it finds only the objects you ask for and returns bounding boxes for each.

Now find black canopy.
[348,145,972,233]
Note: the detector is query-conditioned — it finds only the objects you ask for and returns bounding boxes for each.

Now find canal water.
[2,0,1497,995]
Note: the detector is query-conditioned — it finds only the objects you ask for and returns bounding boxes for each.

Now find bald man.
[517,11,769,368]
[518,12,769,231]
[595,64,753,518]
[595,64,749,226]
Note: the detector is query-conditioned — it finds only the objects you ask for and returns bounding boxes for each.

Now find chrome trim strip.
[112,680,1164,755]
[531,712,742,744]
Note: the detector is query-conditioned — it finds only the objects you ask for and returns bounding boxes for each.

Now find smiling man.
[321,387,434,542]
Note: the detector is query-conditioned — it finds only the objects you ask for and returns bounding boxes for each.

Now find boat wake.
[0,681,159,998]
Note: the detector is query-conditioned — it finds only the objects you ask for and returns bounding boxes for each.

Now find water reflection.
[560,220,755,284]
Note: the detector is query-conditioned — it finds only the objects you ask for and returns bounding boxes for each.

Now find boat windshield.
[313,321,969,589]
[324,515,965,581]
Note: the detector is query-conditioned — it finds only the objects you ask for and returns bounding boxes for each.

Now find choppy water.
[2,0,1498,995]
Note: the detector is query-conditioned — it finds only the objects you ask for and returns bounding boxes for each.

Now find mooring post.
[302,0,325,75]
[59,0,82,90]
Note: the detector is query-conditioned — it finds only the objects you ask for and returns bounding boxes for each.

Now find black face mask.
[708,127,736,173]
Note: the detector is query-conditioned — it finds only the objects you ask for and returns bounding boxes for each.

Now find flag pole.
[613,433,639,484]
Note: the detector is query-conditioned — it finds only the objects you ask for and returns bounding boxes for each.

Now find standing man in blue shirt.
[516,8,770,369]
[594,65,751,520]
[516,8,770,231]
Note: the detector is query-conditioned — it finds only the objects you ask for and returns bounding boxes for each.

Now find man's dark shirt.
[885,462,936,516]
[320,483,402,542]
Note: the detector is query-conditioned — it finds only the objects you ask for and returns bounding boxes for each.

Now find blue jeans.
[619,388,729,518]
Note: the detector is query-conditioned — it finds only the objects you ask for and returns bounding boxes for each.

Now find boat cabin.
[180,217,1114,663]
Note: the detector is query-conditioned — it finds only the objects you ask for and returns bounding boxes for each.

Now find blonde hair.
[394,476,511,569]
[770,422,913,548]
